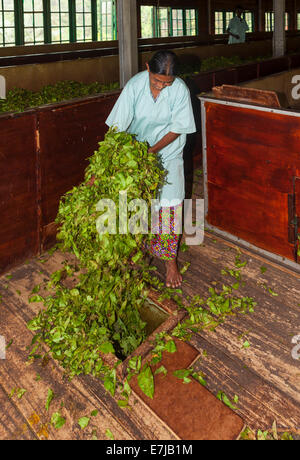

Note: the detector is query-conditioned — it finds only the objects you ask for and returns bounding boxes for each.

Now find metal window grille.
[0,0,15,46]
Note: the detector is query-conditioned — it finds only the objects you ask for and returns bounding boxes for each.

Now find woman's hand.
[148,132,180,155]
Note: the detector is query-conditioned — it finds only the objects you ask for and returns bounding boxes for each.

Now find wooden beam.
[117,0,139,88]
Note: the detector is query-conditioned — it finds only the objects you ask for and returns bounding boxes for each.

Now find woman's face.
[146,63,175,93]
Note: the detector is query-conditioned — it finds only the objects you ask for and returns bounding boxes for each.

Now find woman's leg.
[149,203,182,288]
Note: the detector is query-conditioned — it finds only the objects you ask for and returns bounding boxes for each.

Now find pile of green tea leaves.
[178,54,271,78]
[27,128,166,378]
[0,80,119,114]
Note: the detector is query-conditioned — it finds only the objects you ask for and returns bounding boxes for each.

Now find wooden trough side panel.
[0,112,38,274]
[204,101,300,262]
[38,93,119,249]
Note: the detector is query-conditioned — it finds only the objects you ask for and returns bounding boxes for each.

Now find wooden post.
[273,0,286,57]
[198,0,210,38]
[257,0,263,32]
[117,0,139,88]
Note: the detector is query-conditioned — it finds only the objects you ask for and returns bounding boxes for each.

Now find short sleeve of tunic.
[169,80,196,134]
[105,80,134,131]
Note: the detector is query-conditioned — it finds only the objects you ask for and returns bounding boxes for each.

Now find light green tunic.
[105,70,196,207]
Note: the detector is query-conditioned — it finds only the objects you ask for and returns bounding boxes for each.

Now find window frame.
[0,0,117,47]
[140,5,198,39]
[0,0,17,46]
[214,10,254,35]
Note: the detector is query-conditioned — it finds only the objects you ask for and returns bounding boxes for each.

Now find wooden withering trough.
[0,90,119,275]
[200,71,300,271]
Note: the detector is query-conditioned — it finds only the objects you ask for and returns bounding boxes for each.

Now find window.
[0,0,15,46]
[140,6,198,38]
[185,9,196,36]
[297,12,300,30]
[285,12,290,30]
[214,10,254,34]
[225,11,234,30]
[98,0,117,41]
[51,0,70,44]
[265,12,289,31]
[23,0,44,45]
[158,7,169,37]
[214,11,234,34]
[75,0,92,42]
[214,11,224,34]
[140,5,154,38]
[244,12,254,32]
[172,9,183,36]
[0,0,118,47]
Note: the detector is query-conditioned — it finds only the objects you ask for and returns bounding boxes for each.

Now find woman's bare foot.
[165,259,182,288]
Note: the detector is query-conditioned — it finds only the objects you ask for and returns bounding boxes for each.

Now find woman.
[105,50,196,288]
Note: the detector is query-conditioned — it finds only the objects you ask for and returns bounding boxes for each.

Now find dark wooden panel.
[38,93,119,249]
[258,56,290,77]
[236,62,259,84]
[214,68,237,86]
[289,53,300,69]
[189,72,214,93]
[204,101,300,261]
[0,113,38,274]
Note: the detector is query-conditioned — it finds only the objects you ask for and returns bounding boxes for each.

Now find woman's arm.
[148,132,180,154]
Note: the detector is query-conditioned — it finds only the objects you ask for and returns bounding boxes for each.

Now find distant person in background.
[227,5,249,44]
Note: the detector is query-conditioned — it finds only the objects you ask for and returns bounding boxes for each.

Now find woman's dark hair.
[147,50,179,76]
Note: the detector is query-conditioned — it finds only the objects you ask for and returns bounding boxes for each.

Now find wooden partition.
[38,92,119,249]
[201,97,300,268]
[0,111,38,273]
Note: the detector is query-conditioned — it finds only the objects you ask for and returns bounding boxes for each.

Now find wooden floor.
[1,170,300,440]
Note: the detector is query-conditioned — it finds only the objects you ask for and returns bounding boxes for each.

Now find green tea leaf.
[45,389,55,412]
[106,429,114,440]
[78,416,90,429]
[51,412,66,429]
[137,364,154,399]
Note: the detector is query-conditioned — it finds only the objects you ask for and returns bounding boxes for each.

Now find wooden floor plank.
[0,383,37,440]
[189,334,300,431]
[0,299,136,440]
[152,228,300,433]
[1,168,300,439]
[0,255,179,440]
